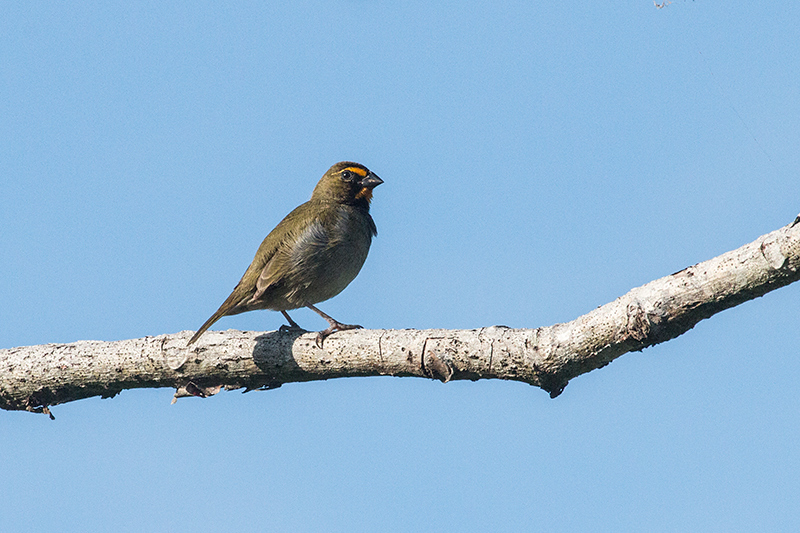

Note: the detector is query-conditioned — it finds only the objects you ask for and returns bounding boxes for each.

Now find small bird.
[188,161,383,348]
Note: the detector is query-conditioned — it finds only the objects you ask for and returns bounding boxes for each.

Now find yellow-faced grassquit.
[188,161,383,347]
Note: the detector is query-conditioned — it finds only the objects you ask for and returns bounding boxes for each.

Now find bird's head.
[312,161,383,207]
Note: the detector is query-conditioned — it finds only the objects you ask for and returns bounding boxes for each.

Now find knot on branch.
[760,238,790,271]
[422,349,454,383]
[171,381,223,403]
[625,301,651,342]
[540,375,568,399]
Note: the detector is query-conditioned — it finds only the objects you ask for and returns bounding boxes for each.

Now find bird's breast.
[282,205,375,305]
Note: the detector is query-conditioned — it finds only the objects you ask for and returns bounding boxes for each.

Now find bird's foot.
[315,322,362,348]
[279,310,305,333]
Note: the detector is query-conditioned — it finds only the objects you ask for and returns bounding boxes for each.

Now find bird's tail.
[187,290,245,345]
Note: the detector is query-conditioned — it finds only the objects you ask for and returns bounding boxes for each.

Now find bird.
[187,161,383,348]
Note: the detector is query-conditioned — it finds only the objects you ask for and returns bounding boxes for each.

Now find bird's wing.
[186,201,317,345]
[252,201,330,300]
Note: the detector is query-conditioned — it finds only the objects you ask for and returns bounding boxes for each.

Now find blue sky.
[2,1,799,531]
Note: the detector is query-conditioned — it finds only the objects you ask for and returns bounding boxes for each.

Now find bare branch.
[2,215,799,416]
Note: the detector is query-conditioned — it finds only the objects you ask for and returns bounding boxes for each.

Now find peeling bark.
[2,215,799,417]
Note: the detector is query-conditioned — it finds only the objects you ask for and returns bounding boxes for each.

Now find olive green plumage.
[188,161,383,347]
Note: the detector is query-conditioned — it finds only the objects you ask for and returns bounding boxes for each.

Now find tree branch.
[3,215,799,417]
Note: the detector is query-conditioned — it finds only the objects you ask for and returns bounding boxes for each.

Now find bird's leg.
[279,310,305,332]
[306,303,362,348]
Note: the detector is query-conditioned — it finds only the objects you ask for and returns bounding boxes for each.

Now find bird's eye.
[341,170,354,181]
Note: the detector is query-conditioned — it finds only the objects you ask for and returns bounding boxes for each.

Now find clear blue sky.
[2,2,799,531]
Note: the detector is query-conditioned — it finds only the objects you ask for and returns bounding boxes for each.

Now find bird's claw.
[279,324,306,333]
[315,323,362,348]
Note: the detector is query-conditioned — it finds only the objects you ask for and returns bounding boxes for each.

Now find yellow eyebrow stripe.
[344,166,368,177]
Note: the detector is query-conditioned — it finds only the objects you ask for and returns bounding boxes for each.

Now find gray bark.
[2,215,799,418]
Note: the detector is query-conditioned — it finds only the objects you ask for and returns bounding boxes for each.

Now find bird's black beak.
[359,172,383,189]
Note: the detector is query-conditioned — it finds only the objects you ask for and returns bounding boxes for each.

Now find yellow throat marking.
[355,187,373,202]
